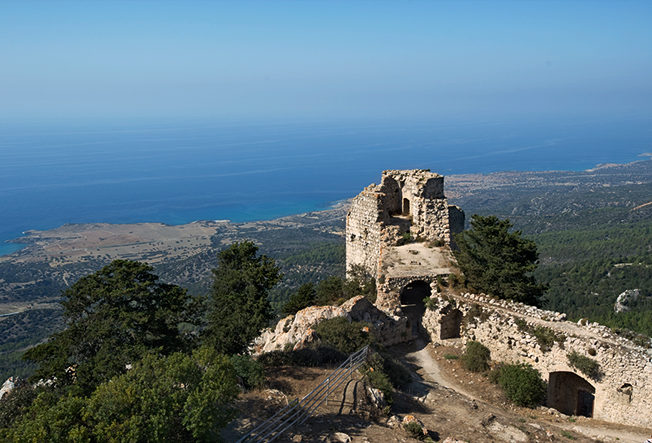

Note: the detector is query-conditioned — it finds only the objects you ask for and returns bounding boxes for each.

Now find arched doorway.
[381,176,402,215]
[400,280,430,336]
[548,371,595,417]
[440,308,463,339]
[402,198,410,215]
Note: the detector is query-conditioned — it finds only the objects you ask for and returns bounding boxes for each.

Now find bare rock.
[386,415,401,429]
[486,421,528,442]
[254,306,348,353]
[614,289,641,313]
[329,431,351,443]
[0,377,15,400]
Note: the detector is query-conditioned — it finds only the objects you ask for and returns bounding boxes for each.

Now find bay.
[1,115,650,255]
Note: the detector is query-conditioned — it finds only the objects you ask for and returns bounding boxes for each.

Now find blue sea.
[1,115,651,256]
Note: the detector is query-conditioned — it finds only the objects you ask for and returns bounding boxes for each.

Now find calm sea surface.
[1,116,650,255]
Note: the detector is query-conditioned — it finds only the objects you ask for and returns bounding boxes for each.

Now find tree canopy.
[24,260,199,393]
[204,241,281,355]
[454,215,545,306]
[4,347,238,442]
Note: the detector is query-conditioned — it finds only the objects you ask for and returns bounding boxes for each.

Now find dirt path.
[402,338,478,401]
[400,337,651,443]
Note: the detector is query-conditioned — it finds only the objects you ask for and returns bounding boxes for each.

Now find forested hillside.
[450,163,652,340]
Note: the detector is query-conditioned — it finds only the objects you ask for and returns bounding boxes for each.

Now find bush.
[404,421,425,440]
[515,319,566,352]
[495,363,547,407]
[567,352,601,380]
[230,355,265,390]
[364,366,394,406]
[314,317,374,354]
[461,341,491,372]
[0,381,38,430]
[424,297,437,311]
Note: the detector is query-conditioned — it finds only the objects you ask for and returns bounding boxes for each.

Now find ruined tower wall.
[346,169,462,278]
[423,292,652,428]
[346,187,384,277]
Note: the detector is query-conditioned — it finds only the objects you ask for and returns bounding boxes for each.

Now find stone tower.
[346,169,464,280]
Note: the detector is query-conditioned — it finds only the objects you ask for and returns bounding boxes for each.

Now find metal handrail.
[237,345,370,443]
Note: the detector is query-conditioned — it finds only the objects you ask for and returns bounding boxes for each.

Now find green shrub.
[495,363,547,407]
[515,319,565,352]
[488,364,503,384]
[461,341,491,372]
[424,297,437,311]
[567,352,601,380]
[532,326,566,351]
[444,354,459,360]
[364,366,394,406]
[314,317,374,354]
[315,276,346,306]
[230,355,265,390]
[404,421,425,440]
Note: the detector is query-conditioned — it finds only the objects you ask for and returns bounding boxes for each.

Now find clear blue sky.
[1,0,651,122]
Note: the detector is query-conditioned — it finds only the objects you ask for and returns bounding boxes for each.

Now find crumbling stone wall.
[346,169,463,279]
[422,291,652,429]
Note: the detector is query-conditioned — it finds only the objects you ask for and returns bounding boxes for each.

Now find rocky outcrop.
[253,296,411,354]
[254,305,347,354]
[614,289,641,312]
[0,377,15,400]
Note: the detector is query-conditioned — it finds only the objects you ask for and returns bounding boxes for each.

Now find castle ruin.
[346,169,464,312]
[345,169,652,429]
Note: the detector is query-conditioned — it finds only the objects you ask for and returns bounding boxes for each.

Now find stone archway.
[400,280,430,336]
[548,371,595,417]
[402,198,410,215]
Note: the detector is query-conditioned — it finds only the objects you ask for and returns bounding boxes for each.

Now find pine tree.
[204,241,281,354]
[455,215,545,306]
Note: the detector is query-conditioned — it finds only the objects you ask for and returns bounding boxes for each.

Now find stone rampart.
[423,291,652,429]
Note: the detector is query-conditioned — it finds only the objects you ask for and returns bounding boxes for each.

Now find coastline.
[1,158,650,260]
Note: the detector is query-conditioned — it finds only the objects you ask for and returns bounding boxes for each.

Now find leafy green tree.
[87,347,238,442]
[454,215,545,306]
[1,392,89,442]
[3,348,239,442]
[205,241,281,355]
[24,260,199,393]
[281,282,317,316]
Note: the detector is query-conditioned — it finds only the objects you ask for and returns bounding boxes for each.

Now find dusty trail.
[399,336,650,443]
[402,337,478,401]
